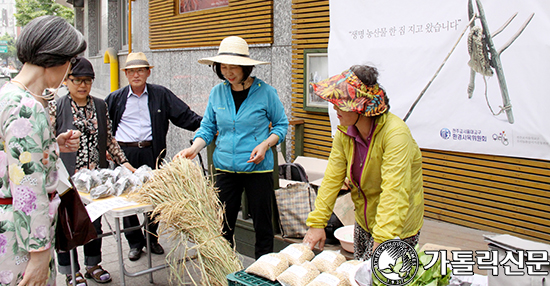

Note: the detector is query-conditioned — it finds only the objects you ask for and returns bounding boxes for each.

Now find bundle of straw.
[130,158,243,286]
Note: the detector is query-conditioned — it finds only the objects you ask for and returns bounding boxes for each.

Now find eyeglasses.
[126,68,148,76]
[68,78,93,85]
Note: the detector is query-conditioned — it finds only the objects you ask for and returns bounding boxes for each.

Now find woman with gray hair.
[0,15,86,286]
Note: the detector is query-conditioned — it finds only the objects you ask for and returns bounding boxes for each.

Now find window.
[303,49,329,112]
[120,0,129,50]
[179,0,228,14]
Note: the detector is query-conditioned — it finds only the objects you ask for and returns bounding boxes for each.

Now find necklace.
[238,77,253,91]
[11,80,54,101]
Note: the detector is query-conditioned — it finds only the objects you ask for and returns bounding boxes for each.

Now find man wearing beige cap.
[105,52,202,261]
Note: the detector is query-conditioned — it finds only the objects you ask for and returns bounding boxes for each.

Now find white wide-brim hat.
[198,36,269,66]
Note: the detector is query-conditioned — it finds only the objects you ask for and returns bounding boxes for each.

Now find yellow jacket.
[306,112,424,243]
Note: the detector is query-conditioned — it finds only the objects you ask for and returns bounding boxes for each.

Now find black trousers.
[215,171,274,259]
[120,145,159,249]
[57,217,103,274]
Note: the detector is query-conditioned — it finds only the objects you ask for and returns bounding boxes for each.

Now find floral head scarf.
[311,69,388,117]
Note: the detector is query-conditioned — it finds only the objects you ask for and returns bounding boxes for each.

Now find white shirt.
[114,86,153,142]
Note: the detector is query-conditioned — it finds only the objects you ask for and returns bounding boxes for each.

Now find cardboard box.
[293,156,328,182]
[333,192,355,226]
[290,156,353,225]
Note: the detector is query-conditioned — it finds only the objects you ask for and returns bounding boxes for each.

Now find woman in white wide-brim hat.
[177,36,288,259]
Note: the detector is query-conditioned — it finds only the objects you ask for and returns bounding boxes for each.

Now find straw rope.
[467,25,511,116]
[131,158,243,286]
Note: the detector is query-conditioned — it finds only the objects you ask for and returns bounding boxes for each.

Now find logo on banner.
[440,128,451,140]
[440,128,488,143]
[492,131,509,146]
[372,239,419,286]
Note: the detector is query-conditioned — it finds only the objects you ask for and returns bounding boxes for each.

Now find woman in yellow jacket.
[303,65,424,260]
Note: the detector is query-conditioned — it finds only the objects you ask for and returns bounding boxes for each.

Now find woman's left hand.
[247,142,269,164]
[303,227,327,251]
[18,250,50,286]
[57,129,81,153]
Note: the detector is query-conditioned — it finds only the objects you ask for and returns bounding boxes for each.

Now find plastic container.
[334,225,354,253]
[227,270,281,286]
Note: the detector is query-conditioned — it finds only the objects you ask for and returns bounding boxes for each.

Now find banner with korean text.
[327,0,550,160]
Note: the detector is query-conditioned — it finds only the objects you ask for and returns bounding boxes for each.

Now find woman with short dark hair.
[0,15,86,286]
[50,56,136,286]
[177,36,288,259]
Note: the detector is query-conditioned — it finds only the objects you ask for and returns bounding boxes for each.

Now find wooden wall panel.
[291,0,330,160]
[149,0,273,49]
[291,1,550,243]
[422,149,550,242]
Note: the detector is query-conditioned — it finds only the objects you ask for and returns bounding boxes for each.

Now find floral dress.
[0,83,59,286]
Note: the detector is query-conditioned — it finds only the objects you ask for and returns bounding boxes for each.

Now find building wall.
[75,0,550,243]
[0,0,18,38]
[78,0,293,161]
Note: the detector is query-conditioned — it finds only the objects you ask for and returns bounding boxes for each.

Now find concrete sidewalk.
[56,216,497,285]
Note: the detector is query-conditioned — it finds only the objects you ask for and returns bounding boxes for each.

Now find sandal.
[84,265,112,283]
[66,272,88,286]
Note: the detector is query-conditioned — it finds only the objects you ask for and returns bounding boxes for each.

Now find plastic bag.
[277,261,320,286]
[335,260,364,285]
[134,165,153,183]
[115,165,133,181]
[72,169,92,193]
[246,253,289,281]
[113,176,136,196]
[88,170,102,190]
[311,250,346,273]
[354,262,373,286]
[90,180,114,199]
[98,168,115,184]
[280,243,315,265]
[305,272,347,286]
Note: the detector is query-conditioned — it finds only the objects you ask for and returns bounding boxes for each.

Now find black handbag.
[324,213,344,244]
[55,187,98,252]
[309,184,346,244]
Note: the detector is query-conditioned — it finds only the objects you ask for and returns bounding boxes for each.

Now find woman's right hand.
[175,138,206,160]
[303,227,327,251]
[18,249,50,286]
[57,129,81,153]
[175,148,198,160]
[122,162,137,173]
